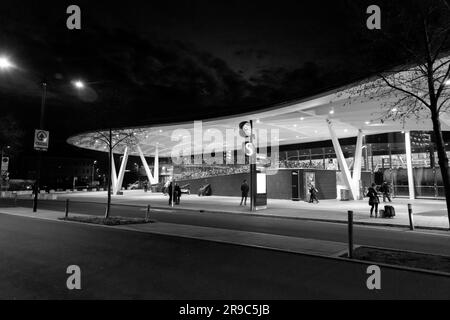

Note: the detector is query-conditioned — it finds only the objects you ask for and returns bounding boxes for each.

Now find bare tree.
[348,0,450,224]
[78,128,141,218]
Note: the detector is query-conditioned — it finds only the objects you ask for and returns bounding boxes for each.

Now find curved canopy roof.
[68,65,450,157]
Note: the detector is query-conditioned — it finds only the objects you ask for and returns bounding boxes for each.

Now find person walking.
[309,184,319,203]
[240,179,249,206]
[367,183,380,218]
[381,181,392,202]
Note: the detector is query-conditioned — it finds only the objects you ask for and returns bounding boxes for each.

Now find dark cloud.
[2,0,445,158]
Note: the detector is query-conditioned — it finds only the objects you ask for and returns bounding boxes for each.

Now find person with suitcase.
[366,183,380,218]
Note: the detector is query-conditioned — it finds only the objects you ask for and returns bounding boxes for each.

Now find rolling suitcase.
[384,205,395,218]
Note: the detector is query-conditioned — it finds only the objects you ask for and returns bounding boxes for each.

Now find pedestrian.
[240,179,249,206]
[366,183,380,218]
[174,183,181,205]
[381,181,392,202]
[143,181,148,192]
[309,184,319,203]
[168,181,173,205]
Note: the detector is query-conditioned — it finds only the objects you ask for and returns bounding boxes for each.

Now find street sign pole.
[250,120,256,212]
[33,82,47,212]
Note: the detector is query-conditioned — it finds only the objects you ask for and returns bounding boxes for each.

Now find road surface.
[0,213,449,299]
[2,198,450,256]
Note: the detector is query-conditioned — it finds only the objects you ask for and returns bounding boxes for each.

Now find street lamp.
[0,56,13,70]
[72,80,85,89]
[33,78,86,211]
[0,53,88,208]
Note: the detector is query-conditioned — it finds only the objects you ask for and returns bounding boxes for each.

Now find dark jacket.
[367,187,379,204]
[309,186,318,195]
[241,182,249,195]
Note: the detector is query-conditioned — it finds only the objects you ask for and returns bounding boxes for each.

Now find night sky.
[0,0,436,157]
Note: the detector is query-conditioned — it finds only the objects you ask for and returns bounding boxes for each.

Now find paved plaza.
[50,190,450,230]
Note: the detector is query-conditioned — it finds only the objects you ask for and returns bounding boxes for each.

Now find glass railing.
[393,184,445,199]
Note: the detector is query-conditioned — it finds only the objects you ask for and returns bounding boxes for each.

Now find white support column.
[137,145,155,184]
[115,147,129,194]
[111,153,118,194]
[352,129,364,200]
[404,131,415,200]
[327,119,358,200]
[154,143,159,184]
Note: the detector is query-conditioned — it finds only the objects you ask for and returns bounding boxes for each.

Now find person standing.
[367,183,380,218]
[168,181,173,206]
[240,179,249,206]
[381,181,392,202]
[174,183,181,205]
[143,181,148,192]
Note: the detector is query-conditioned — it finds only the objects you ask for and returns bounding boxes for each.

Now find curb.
[3,197,450,231]
[144,204,450,232]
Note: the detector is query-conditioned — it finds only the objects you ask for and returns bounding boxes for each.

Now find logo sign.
[245,142,255,156]
[34,129,50,151]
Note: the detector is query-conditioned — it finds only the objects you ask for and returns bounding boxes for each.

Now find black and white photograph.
[1,0,450,306]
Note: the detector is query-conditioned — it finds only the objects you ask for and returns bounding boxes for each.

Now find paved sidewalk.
[58,191,450,230]
[0,207,349,257]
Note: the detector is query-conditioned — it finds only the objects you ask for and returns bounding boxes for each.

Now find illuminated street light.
[72,80,85,89]
[0,56,13,70]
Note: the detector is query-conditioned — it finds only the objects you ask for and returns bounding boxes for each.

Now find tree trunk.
[431,110,450,228]
[105,128,112,219]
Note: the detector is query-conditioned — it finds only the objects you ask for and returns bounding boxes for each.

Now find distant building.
[18,155,99,190]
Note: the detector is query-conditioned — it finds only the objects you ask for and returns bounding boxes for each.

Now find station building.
[68,70,450,203]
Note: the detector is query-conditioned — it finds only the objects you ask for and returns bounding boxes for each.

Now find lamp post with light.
[32,79,85,211]
[1,54,86,210]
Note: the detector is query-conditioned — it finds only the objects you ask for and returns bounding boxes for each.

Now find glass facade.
[278,131,449,199]
[156,131,449,199]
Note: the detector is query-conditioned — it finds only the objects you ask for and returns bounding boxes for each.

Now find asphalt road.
[1,213,450,299]
[3,198,450,256]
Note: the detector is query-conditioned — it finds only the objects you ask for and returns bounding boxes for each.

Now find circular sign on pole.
[239,121,252,138]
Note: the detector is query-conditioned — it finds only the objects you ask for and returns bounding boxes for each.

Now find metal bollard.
[146,204,151,221]
[348,210,354,259]
[407,203,414,230]
[65,199,70,220]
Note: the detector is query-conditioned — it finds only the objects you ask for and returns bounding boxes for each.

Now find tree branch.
[379,73,431,108]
